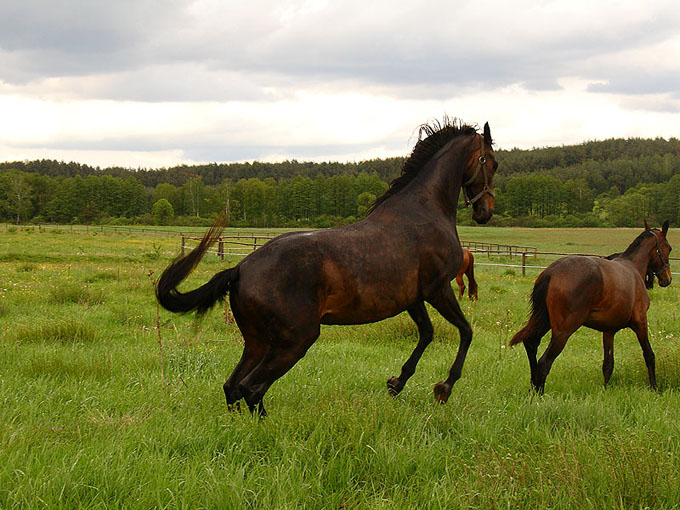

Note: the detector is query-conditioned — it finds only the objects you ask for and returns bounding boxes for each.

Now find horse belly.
[583,288,635,332]
[319,260,419,325]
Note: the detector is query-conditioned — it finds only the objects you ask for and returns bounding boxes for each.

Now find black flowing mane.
[369,118,477,213]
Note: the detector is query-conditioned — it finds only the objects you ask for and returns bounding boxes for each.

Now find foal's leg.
[602,331,615,387]
[387,302,434,396]
[427,285,472,403]
[630,318,657,389]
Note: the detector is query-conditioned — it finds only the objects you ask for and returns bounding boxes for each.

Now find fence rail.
[461,240,537,258]
[181,234,680,276]
[181,233,281,258]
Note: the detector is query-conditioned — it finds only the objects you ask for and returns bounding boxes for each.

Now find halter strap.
[462,135,495,207]
[650,231,671,277]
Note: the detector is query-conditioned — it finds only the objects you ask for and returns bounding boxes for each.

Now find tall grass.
[0,227,679,509]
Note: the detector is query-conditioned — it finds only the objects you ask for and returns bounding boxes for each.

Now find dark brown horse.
[156,119,498,415]
[455,248,478,300]
[510,221,672,393]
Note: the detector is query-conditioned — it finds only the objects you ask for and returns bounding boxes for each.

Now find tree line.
[1,136,679,227]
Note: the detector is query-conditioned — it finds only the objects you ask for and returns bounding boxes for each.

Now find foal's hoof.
[387,377,403,396]
[433,382,451,404]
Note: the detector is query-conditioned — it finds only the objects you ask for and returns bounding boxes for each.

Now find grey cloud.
[0,0,187,81]
[2,0,679,102]
[9,130,396,164]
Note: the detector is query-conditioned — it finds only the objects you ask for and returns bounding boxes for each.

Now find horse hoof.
[387,377,402,396]
[226,401,242,413]
[433,382,450,403]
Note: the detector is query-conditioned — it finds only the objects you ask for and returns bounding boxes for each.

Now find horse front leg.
[630,318,657,389]
[427,285,472,404]
[387,302,434,396]
[602,331,615,387]
[455,275,465,300]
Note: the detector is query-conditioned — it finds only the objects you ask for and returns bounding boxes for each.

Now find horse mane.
[612,230,657,289]
[622,230,656,257]
[368,118,478,213]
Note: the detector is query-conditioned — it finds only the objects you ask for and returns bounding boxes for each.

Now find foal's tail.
[156,218,237,315]
[509,272,551,346]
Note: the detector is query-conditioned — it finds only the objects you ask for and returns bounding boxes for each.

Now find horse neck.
[400,138,470,216]
[623,234,658,278]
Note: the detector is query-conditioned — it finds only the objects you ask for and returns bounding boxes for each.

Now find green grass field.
[1,225,679,509]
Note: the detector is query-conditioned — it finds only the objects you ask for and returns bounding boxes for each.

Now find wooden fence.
[180,233,680,277]
[181,233,279,258]
[180,234,540,271]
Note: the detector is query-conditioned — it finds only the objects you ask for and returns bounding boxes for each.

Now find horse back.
[543,256,645,332]
[231,222,451,324]
[232,219,461,326]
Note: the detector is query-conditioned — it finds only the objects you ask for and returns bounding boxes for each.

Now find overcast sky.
[1,0,679,169]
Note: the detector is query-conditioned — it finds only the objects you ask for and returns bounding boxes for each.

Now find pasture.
[1,225,680,509]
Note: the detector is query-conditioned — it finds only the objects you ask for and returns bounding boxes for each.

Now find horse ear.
[483,122,492,145]
[644,219,650,231]
[662,220,669,236]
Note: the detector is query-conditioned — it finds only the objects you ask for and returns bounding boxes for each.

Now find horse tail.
[509,272,551,346]
[156,219,237,315]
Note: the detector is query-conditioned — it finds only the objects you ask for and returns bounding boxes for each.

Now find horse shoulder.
[600,258,643,296]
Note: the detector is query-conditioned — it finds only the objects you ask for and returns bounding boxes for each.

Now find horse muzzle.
[658,273,672,287]
[471,196,494,224]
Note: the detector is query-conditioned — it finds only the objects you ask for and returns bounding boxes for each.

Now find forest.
[1,136,679,228]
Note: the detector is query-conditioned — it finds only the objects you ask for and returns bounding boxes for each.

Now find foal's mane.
[368,118,477,213]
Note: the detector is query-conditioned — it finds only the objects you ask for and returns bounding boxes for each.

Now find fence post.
[218,239,224,260]
[522,252,527,276]
[181,236,185,256]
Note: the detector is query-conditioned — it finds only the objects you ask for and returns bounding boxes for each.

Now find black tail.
[156,218,237,315]
[509,272,551,346]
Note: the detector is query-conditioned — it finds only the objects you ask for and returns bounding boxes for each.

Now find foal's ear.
[644,219,651,231]
[483,122,492,145]
[662,220,669,236]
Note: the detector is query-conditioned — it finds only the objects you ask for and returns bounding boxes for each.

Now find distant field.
[1,225,679,508]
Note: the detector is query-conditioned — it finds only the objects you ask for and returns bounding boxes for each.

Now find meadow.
[1,224,679,509]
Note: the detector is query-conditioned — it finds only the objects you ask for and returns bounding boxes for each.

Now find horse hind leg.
[387,302,434,396]
[237,325,320,416]
[512,317,550,391]
[223,335,267,411]
[466,255,478,300]
[535,322,580,394]
[468,276,478,301]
